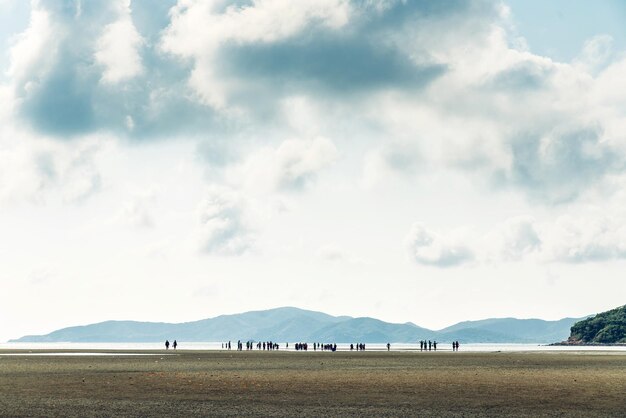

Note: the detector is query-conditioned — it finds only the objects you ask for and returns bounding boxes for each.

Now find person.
[433,341,437,351]
[173,340,177,349]
[387,343,390,351]
[165,340,170,350]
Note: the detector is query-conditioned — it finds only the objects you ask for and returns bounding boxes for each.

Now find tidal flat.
[1,350,625,417]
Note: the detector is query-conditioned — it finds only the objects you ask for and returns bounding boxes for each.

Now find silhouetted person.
[387,343,390,351]
[433,341,437,351]
[165,340,170,350]
[428,340,432,351]
[173,340,177,349]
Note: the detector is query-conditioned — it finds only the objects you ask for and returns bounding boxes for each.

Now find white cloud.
[160,0,351,107]
[115,190,157,228]
[234,137,338,193]
[574,34,614,75]
[484,216,541,261]
[546,215,626,263]
[405,223,474,268]
[407,212,626,267]
[95,2,144,84]
[197,186,253,255]
[7,6,56,92]
[0,128,106,205]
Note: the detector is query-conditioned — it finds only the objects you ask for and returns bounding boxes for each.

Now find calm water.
[2,342,625,353]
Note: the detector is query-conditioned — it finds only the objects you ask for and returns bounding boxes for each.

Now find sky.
[1,0,626,342]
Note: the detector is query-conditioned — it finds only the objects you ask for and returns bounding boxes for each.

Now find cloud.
[234,137,338,192]
[94,2,144,84]
[5,0,626,207]
[405,223,474,268]
[0,128,106,204]
[574,34,614,75]
[7,0,215,138]
[197,186,253,255]
[501,126,618,203]
[407,212,626,267]
[546,215,626,263]
[159,0,491,109]
[365,27,626,202]
[115,190,157,228]
[485,216,541,261]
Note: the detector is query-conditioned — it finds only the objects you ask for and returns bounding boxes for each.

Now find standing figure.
[173,340,178,349]
[387,343,390,351]
[165,340,170,350]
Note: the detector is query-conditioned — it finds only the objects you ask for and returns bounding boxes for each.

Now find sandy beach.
[1,349,625,417]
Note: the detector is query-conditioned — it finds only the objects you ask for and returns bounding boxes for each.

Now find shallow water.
[1,342,625,352]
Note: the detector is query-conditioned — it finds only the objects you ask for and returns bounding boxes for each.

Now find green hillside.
[568,305,626,344]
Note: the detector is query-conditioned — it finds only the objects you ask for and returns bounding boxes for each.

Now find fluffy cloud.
[94,1,144,84]
[485,216,541,261]
[7,0,213,138]
[197,186,253,255]
[115,190,157,228]
[405,223,475,268]
[233,137,338,193]
[407,212,626,267]
[546,215,626,263]
[4,0,626,206]
[0,127,106,204]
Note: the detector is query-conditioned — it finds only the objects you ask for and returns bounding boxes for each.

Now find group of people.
[350,343,367,351]
[167,340,461,351]
[294,342,308,351]
[254,341,279,350]
[419,340,437,351]
[316,343,337,351]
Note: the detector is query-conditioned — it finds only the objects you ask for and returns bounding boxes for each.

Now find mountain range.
[10,307,589,344]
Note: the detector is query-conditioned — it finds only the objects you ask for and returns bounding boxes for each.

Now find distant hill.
[564,305,626,344]
[10,307,584,344]
[439,317,587,343]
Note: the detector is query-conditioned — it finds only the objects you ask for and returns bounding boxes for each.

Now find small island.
[554,304,626,345]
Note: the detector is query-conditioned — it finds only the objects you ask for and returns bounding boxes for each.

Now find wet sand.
[1,350,625,417]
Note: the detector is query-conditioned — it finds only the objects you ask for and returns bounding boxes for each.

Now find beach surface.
[1,349,625,417]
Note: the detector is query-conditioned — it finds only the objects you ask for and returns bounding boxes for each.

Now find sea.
[1,342,626,354]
